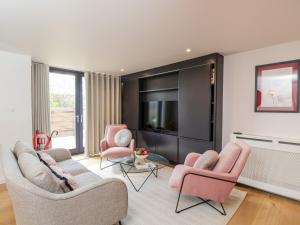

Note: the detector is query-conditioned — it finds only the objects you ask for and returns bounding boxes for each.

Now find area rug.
[78,158,246,225]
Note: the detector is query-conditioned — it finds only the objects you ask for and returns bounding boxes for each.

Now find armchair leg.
[99,158,119,170]
[175,190,210,213]
[205,201,226,216]
[175,190,226,215]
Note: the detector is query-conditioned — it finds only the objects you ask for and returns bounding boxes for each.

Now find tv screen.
[142,101,178,132]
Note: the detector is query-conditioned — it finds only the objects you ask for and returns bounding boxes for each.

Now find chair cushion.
[13,141,37,159]
[193,150,219,170]
[213,142,242,173]
[74,172,103,187]
[57,159,89,175]
[38,152,57,165]
[106,124,127,147]
[114,128,132,147]
[101,147,133,158]
[18,153,63,193]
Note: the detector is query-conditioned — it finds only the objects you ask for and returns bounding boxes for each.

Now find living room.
[0,1,300,225]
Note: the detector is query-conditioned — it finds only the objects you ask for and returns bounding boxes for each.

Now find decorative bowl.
[135,148,149,160]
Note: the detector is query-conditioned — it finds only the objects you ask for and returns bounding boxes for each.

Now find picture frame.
[255,60,300,112]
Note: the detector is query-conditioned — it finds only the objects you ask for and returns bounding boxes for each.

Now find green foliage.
[50,94,75,108]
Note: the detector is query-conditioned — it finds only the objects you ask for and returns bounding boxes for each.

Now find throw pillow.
[37,154,78,192]
[37,152,57,166]
[193,150,219,170]
[213,142,242,173]
[114,129,132,147]
[50,165,79,192]
[18,153,63,193]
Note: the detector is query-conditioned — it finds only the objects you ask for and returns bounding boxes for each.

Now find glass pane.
[50,73,76,149]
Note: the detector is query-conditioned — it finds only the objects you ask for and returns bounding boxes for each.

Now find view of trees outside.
[49,73,76,147]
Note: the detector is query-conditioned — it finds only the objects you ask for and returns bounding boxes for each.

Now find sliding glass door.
[49,68,85,154]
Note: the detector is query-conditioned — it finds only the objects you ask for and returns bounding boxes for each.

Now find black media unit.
[121,53,223,163]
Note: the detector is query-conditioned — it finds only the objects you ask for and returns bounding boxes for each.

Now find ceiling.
[1,0,300,75]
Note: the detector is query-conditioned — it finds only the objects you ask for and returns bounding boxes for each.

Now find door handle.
[75,115,83,123]
[75,115,80,123]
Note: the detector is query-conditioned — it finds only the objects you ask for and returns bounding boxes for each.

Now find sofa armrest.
[16,178,128,225]
[184,152,202,167]
[100,139,108,152]
[48,178,128,225]
[46,148,72,162]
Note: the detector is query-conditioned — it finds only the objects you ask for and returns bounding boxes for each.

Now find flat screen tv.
[142,101,178,132]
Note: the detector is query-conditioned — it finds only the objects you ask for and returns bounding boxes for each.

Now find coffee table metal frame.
[119,153,168,192]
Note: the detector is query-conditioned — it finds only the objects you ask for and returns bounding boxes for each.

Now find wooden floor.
[1,183,300,225]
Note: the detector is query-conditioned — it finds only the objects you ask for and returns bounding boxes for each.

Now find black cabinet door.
[179,65,211,141]
[179,137,213,163]
[122,79,139,129]
[156,134,178,163]
[137,131,178,162]
[137,131,157,152]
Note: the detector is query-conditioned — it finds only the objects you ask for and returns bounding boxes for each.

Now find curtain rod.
[32,61,120,77]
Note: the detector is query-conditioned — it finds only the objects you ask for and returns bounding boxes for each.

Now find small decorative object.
[32,130,58,151]
[255,60,299,112]
[134,148,149,165]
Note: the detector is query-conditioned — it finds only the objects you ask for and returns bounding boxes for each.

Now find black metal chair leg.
[175,190,210,213]
[100,158,119,170]
[175,190,226,215]
[205,201,226,215]
[119,221,122,225]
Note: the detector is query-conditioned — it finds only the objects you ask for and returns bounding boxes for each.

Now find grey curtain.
[31,62,51,135]
[85,72,121,156]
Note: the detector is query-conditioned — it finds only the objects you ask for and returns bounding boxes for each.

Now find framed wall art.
[255,60,299,112]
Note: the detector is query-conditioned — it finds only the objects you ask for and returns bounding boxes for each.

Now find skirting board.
[238,177,300,201]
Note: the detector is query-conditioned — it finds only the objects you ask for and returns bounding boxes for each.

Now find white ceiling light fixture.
[120,68,125,72]
[185,48,191,53]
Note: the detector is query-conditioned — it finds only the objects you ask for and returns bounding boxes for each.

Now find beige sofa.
[0,142,128,225]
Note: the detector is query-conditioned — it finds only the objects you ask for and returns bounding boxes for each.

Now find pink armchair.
[169,141,251,215]
[100,124,135,170]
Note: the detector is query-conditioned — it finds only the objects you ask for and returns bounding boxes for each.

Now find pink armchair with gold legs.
[169,141,251,215]
[100,124,135,170]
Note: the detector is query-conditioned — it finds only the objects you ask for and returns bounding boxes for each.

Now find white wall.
[223,40,300,146]
[0,50,32,183]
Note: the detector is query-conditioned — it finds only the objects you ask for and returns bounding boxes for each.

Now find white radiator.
[231,133,300,201]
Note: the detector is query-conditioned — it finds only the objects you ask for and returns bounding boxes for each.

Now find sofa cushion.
[193,150,219,170]
[57,159,89,175]
[18,153,63,193]
[13,141,37,159]
[213,142,242,173]
[114,129,132,147]
[74,172,103,187]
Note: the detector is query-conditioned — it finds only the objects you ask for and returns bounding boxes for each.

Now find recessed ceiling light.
[185,48,191,53]
[120,68,125,72]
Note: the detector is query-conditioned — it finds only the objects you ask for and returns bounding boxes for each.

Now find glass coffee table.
[119,153,169,192]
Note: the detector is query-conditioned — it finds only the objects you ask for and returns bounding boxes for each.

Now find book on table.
[134,162,156,170]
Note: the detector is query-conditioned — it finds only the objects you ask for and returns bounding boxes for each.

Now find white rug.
[78,158,246,225]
